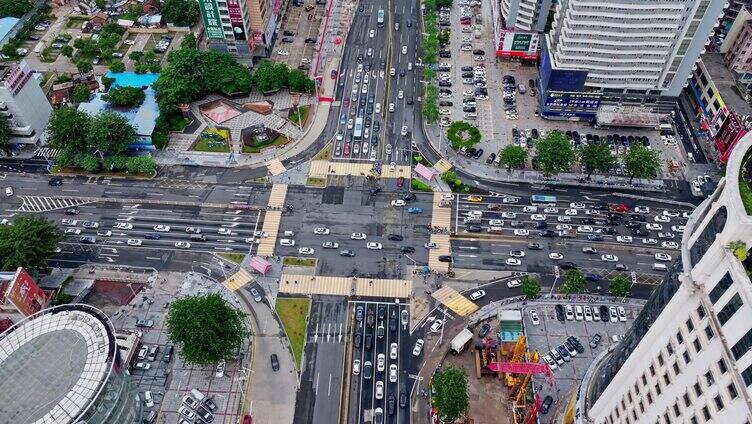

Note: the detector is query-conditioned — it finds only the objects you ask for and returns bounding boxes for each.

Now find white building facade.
[543,0,725,113]
[581,136,752,423]
[0,60,51,146]
[499,0,552,32]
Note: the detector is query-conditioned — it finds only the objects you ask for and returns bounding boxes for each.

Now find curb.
[612,192,697,208]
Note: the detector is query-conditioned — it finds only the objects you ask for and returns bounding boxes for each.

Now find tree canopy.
[76,59,93,74]
[103,86,146,107]
[181,33,197,50]
[521,276,541,298]
[609,276,631,298]
[432,365,468,422]
[562,270,586,294]
[69,85,91,103]
[624,144,660,182]
[87,111,136,155]
[423,85,439,123]
[109,60,126,73]
[500,145,527,169]
[163,0,200,26]
[46,107,91,154]
[579,143,616,179]
[535,130,576,175]
[446,121,481,149]
[0,216,63,271]
[166,294,246,365]
[0,0,32,18]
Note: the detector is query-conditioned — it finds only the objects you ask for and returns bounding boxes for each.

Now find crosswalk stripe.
[17,196,93,213]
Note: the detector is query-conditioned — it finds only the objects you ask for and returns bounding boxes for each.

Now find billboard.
[226,0,246,40]
[5,268,47,317]
[264,14,277,46]
[544,92,601,110]
[199,0,224,39]
[714,111,747,163]
[496,30,539,60]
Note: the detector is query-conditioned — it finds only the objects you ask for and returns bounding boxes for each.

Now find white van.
[283,231,295,237]
[652,263,667,271]
[144,391,154,407]
[408,62,413,70]
[463,217,481,224]
[574,305,584,321]
[280,239,295,246]
[523,206,538,213]
[487,226,504,233]
[190,388,206,402]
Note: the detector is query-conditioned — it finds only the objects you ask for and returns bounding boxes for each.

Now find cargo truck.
[450,328,473,354]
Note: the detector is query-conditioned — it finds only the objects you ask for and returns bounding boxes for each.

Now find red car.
[343,143,351,156]
[609,203,629,213]
[243,415,252,424]
[331,70,338,79]
[396,177,405,187]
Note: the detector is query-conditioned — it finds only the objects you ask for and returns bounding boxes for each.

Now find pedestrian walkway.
[222,267,253,291]
[427,234,451,272]
[434,158,453,173]
[16,195,94,212]
[256,184,288,257]
[266,158,287,176]
[309,160,411,179]
[33,147,59,159]
[278,274,412,298]
[267,184,289,209]
[431,286,478,317]
[430,192,452,228]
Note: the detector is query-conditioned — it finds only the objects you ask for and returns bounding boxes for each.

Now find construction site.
[440,310,554,424]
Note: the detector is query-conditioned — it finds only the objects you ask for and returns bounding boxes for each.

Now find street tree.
[252,62,285,93]
[287,68,314,93]
[181,33,197,50]
[521,277,541,298]
[76,59,93,74]
[423,86,439,123]
[70,85,91,103]
[624,144,660,182]
[499,145,527,169]
[46,106,92,154]
[61,45,73,58]
[432,365,468,422]
[440,170,459,186]
[562,270,586,294]
[609,276,631,298]
[534,130,576,175]
[579,143,616,179]
[0,216,63,271]
[162,0,200,26]
[438,30,450,46]
[0,0,32,17]
[0,118,8,153]
[128,50,144,61]
[109,60,126,73]
[166,294,246,365]
[87,111,136,155]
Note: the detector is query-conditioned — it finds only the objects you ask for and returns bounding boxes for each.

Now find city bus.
[353,116,364,140]
[530,194,557,204]
[377,9,385,27]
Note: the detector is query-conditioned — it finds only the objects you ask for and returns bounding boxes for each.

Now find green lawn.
[313,144,330,161]
[306,177,326,187]
[66,16,90,28]
[289,106,309,127]
[219,253,245,264]
[242,135,289,153]
[193,129,230,152]
[275,298,310,370]
[282,257,316,267]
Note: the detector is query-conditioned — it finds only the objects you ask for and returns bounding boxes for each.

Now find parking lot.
[275,185,433,277]
[111,271,246,424]
[523,302,642,421]
[273,0,327,71]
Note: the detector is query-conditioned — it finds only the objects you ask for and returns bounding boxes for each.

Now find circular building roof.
[0,305,116,424]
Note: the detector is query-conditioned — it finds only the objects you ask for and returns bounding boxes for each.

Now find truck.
[558,229,577,238]
[450,328,473,355]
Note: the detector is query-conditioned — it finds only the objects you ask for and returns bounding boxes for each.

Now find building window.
[708,272,733,304]
[742,363,752,386]
[655,383,662,396]
[673,402,681,417]
[642,374,648,386]
[728,383,739,399]
[639,401,644,413]
[731,328,752,360]
[664,412,670,424]
[704,326,714,340]
[664,373,671,385]
[702,406,711,420]
[693,338,702,353]
[673,362,680,375]
[691,208,727,267]
[677,330,684,344]
[647,392,653,405]
[687,319,695,332]
[684,392,692,407]
[691,416,698,424]
[697,305,706,319]
[667,342,674,355]
[683,350,691,364]
[714,395,724,411]
[628,392,633,403]
[694,382,702,397]
[705,370,714,386]
[650,365,656,377]
[718,358,728,374]
[718,293,744,325]
[658,353,664,366]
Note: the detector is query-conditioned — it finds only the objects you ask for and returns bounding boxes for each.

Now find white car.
[375,381,384,399]
[390,67,396,76]
[507,279,521,288]
[351,233,367,240]
[506,258,522,266]
[609,306,618,322]
[555,224,571,231]
[377,353,386,371]
[616,236,633,243]
[583,306,593,322]
[557,216,572,222]
[439,108,452,115]
[549,252,563,260]
[543,355,557,370]
[513,229,529,236]
[97,230,112,237]
[401,45,407,54]
[389,103,395,112]
[469,290,485,300]
[654,215,670,223]
[544,207,558,213]
[509,250,525,258]
[153,225,170,232]
[398,90,404,99]
[175,241,191,249]
[659,232,675,239]
[618,306,627,322]
[277,49,289,56]
[662,241,679,249]
[115,222,133,230]
[489,219,505,226]
[641,238,658,245]
[584,209,600,216]
[570,202,586,209]
[671,225,685,233]
[366,242,382,250]
[61,219,77,226]
[314,227,330,235]
[280,239,296,246]
[353,359,361,375]
[65,228,81,235]
[530,309,540,325]
[410,339,425,358]
[601,254,619,262]
[577,226,593,233]
[655,253,672,262]
[218,228,233,235]
[646,223,662,231]
[564,209,578,216]
[463,90,474,96]
[530,214,546,221]
[389,363,398,382]
[390,342,398,360]
[425,242,438,249]
[391,199,406,207]
[374,103,381,113]
[662,210,680,217]
[634,206,650,214]
[127,239,142,246]
[401,125,408,136]
[430,319,443,332]
[322,241,339,249]
[370,29,375,38]
[501,212,516,219]
[565,305,574,320]
[299,247,315,255]
[179,406,195,420]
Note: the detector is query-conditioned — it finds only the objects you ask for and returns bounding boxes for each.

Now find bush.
[411,178,432,192]
[126,156,155,173]
[446,121,481,149]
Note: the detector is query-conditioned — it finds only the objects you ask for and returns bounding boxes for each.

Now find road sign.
[554,266,560,278]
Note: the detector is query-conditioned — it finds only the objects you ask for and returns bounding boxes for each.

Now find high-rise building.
[573,136,752,423]
[0,304,143,423]
[498,0,552,32]
[538,0,726,120]
[0,60,52,146]
[719,0,752,36]
[198,0,282,61]
[722,5,752,89]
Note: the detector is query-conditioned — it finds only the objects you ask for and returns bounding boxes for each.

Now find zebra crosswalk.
[33,148,59,159]
[17,196,93,212]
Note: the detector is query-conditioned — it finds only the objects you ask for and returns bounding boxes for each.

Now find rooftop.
[0,17,20,44]
[701,53,752,119]
[0,305,116,424]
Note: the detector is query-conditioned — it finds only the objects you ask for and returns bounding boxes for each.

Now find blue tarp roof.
[0,17,20,42]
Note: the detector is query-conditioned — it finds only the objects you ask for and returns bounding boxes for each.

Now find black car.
[48,177,63,186]
[356,305,364,321]
[629,214,646,221]
[555,305,565,321]
[367,310,375,327]
[406,19,412,27]
[533,222,547,230]
[589,334,602,348]
[354,331,362,348]
[437,66,451,72]
[599,306,609,322]
[340,250,356,257]
[271,354,280,371]
[560,262,578,270]
[79,236,96,244]
[439,101,453,106]
[473,148,483,159]
[65,208,79,215]
[281,37,294,43]
[370,188,381,196]
[399,391,407,408]
[387,395,396,415]
[378,305,386,319]
[538,230,556,237]
[461,66,473,71]
[624,221,640,228]
[462,72,474,78]
[400,246,415,253]
[465,147,476,157]
[466,225,482,232]
[602,227,618,235]
[389,314,397,332]
[403,193,416,201]
[581,217,596,224]
[632,228,648,236]
[438,81,452,87]
[463,106,476,112]
[283,30,296,36]
[587,234,604,241]
[388,234,403,241]
[541,396,553,414]
[478,323,491,337]
[365,332,373,349]
[439,50,451,58]
[486,153,496,164]
[438,255,453,262]
[406,97,413,105]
